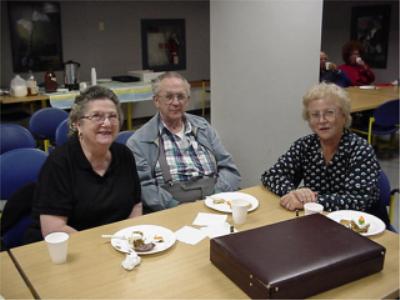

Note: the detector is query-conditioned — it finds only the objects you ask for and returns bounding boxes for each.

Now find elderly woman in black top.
[261,83,380,212]
[26,86,142,242]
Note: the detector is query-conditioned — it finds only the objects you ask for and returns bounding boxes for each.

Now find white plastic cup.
[325,62,332,70]
[231,199,249,225]
[45,232,69,264]
[304,203,324,215]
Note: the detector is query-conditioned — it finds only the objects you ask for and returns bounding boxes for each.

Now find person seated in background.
[338,41,375,86]
[319,51,351,87]
[25,86,142,243]
[261,83,380,212]
[127,72,241,212]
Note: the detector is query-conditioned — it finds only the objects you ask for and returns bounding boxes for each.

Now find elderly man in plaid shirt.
[127,72,241,212]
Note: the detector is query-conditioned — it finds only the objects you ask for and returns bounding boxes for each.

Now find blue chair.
[29,107,68,151]
[55,118,70,146]
[0,148,48,200]
[0,148,48,249]
[0,123,36,154]
[115,130,134,145]
[368,170,399,232]
[353,99,399,144]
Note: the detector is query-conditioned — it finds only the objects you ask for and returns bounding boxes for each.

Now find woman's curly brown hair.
[342,40,365,64]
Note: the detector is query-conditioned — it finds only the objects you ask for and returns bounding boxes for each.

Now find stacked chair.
[0,123,36,154]
[55,118,69,146]
[0,148,48,249]
[29,107,68,151]
[115,130,135,145]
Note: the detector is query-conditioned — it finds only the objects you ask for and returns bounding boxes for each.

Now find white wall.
[211,0,323,188]
[321,0,399,83]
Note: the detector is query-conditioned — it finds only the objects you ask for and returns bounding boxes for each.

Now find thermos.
[64,60,80,90]
[91,67,97,86]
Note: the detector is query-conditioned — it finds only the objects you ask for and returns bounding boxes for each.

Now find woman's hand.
[129,202,143,218]
[280,188,317,211]
[40,215,77,238]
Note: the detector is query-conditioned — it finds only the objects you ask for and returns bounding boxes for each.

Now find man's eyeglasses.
[159,93,188,104]
[81,113,119,124]
[309,108,337,122]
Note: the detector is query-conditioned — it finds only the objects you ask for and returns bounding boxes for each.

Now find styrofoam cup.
[325,62,332,70]
[45,232,69,264]
[231,199,249,225]
[304,203,324,215]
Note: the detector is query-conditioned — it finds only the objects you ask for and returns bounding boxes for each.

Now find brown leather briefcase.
[210,213,385,299]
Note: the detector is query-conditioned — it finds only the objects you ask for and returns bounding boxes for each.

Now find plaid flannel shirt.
[155,120,216,185]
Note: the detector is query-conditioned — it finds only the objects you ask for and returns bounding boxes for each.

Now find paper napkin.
[192,212,227,226]
[200,222,235,238]
[175,226,207,245]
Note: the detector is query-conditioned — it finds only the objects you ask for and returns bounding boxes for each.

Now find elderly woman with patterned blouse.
[261,82,380,212]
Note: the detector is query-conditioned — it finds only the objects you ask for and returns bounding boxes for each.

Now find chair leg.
[44,139,50,152]
[367,117,375,145]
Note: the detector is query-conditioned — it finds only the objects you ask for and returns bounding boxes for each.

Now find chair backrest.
[368,170,392,229]
[373,99,400,127]
[0,148,48,200]
[115,130,135,145]
[0,123,36,154]
[55,118,69,146]
[29,107,68,141]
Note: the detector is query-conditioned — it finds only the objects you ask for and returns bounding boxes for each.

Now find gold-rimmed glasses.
[309,108,337,123]
[81,112,119,125]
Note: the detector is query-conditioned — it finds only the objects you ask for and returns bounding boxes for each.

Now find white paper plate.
[205,192,259,213]
[111,225,176,255]
[359,85,375,90]
[326,210,385,236]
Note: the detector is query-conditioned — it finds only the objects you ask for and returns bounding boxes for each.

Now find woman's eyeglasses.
[81,113,119,124]
[309,108,337,122]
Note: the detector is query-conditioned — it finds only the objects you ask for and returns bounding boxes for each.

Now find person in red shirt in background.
[339,41,375,86]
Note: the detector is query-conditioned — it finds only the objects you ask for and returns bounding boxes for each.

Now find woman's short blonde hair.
[302,82,352,128]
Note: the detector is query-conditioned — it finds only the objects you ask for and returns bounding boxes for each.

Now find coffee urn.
[64,60,80,90]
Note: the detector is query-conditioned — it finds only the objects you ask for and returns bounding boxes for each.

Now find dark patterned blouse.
[261,131,380,212]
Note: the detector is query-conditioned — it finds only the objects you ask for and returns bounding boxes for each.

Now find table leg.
[41,99,47,108]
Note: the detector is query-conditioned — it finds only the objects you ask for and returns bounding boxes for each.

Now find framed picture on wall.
[8,1,63,72]
[141,19,186,71]
[351,5,391,69]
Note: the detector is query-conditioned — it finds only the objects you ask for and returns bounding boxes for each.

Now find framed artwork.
[351,5,391,68]
[141,19,186,71]
[8,1,63,72]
